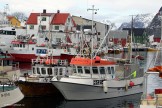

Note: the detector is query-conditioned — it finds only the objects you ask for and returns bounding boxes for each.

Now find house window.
[39,25,46,30]
[41,25,46,30]
[30,25,34,29]
[42,17,46,21]
[56,38,61,43]
[55,26,59,30]
[68,18,70,22]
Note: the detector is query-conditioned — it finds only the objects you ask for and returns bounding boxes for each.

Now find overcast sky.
[0,0,161,27]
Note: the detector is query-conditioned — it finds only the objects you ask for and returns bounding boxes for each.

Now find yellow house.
[7,16,21,27]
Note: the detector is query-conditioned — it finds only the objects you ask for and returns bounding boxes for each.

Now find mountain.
[118,13,155,30]
[146,7,162,38]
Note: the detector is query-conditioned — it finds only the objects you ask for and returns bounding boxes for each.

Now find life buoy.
[64,49,67,52]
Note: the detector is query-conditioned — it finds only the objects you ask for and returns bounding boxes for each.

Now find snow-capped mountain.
[118,13,155,29]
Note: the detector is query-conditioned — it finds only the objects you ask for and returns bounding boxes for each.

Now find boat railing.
[32,58,69,66]
[141,94,162,107]
[0,78,15,92]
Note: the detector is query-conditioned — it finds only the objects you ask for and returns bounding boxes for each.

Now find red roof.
[26,13,53,24]
[7,16,14,20]
[51,13,69,25]
[27,12,76,26]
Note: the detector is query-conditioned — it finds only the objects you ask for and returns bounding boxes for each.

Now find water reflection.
[61,93,142,108]
[15,93,142,108]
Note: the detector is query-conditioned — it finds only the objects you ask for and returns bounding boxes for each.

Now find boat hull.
[0,87,24,107]
[15,81,61,97]
[52,77,144,100]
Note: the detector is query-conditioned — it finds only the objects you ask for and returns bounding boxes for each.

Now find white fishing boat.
[0,78,24,107]
[51,55,144,100]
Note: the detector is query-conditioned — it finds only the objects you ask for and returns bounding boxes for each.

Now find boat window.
[54,68,58,75]
[73,66,77,73]
[77,66,83,74]
[59,68,63,75]
[92,67,98,74]
[32,67,36,74]
[41,68,46,75]
[84,67,90,74]
[107,67,111,74]
[23,44,25,48]
[20,44,22,48]
[47,68,52,75]
[37,68,40,74]
[111,67,115,74]
[3,60,7,66]
[100,67,105,74]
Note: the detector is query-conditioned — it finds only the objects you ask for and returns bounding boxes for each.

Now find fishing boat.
[51,54,144,100]
[15,57,70,97]
[0,78,24,107]
[7,33,76,62]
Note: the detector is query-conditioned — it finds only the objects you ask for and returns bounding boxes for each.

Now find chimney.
[57,10,60,13]
[43,9,46,13]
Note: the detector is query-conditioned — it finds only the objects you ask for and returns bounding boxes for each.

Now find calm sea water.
[12,51,162,108]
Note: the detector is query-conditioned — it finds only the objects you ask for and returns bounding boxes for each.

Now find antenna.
[3,4,9,16]
[129,15,136,63]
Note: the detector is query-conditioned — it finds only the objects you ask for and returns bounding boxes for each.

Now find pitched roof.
[27,12,76,26]
[51,13,69,25]
[7,16,15,20]
[26,13,53,24]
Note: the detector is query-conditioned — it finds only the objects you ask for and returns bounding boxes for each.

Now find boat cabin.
[11,35,37,51]
[70,56,116,79]
[30,59,69,77]
[0,54,18,72]
[0,28,16,36]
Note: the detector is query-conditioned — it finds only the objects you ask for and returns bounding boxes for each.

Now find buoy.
[129,81,134,87]
[103,81,108,93]
[125,84,128,91]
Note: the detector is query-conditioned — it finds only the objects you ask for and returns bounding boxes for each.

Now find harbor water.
[11,51,162,108]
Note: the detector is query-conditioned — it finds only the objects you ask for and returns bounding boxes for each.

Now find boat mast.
[87,5,99,59]
[129,15,134,63]
[87,5,98,78]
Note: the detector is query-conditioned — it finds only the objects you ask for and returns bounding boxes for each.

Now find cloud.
[0,0,161,27]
